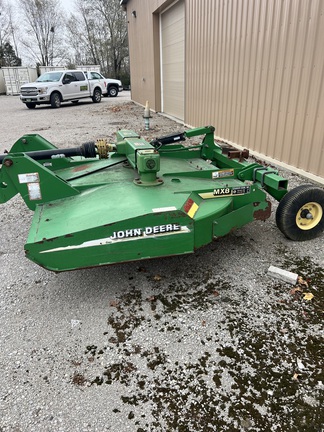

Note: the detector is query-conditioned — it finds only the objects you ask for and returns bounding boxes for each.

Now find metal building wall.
[123,0,166,109]
[186,0,324,179]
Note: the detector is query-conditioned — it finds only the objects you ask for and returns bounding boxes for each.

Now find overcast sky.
[9,0,76,14]
[61,0,75,13]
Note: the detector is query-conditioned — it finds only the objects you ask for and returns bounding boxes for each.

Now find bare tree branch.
[17,0,66,66]
[66,0,129,80]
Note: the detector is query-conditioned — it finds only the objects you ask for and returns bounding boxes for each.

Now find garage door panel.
[161,0,185,120]
[162,26,184,45]
[162,6,184,27]
[163,65,184,81]
[164,80,183,91]
[163,45,184,59]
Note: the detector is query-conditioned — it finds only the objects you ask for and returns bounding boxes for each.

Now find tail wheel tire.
[276,185,324,241]
[50,92,61,108]
[92,89,102,103]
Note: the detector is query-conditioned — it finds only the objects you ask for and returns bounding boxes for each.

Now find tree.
[95,0,129,78]
[0,0,10,48]
[17,0,66,66]
[0,0,19,62]
[69,0,102,66]
[66,0,129,81]
[0,42,21,66]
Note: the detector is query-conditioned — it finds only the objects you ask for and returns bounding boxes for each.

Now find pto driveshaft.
[0,142,97,164]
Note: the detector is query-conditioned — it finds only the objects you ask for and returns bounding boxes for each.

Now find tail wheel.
[276,185,324,241]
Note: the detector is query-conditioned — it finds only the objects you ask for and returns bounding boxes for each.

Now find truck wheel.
[108,86,118,97]
[92,88,102,103]
[26,102,36,109]
[276,185,324,241]
[50,92,61,108]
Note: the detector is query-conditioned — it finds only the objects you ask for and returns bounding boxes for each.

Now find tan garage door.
[161,0,185,121]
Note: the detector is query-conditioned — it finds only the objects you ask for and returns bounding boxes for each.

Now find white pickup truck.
[20,70,106,109]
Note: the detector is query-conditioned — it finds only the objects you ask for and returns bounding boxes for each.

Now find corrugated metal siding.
[186,0,324,178]
[124,0,165,109]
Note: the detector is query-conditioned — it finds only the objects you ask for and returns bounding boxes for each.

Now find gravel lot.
[0,94,323,432]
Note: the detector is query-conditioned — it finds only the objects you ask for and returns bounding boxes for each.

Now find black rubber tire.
[26,102,36,109]
[108,86,118,97]
[50,92,61,108]
[92,88,102,103]
[276,185,324,241]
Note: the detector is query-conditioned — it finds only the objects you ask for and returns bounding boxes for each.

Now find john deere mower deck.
[1,126,323,271]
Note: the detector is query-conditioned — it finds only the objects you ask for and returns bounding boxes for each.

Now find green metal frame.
[0,126,289,271]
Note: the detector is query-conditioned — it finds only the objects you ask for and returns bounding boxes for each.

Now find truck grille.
[21,87,38,96]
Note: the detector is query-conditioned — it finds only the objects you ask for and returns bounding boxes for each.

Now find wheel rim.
[296,202,323,230]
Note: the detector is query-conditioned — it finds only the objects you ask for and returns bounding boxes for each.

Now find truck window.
[36,72,63,82]
[63,73,76,82]
[88,72,101,80]
[74,71,86,81]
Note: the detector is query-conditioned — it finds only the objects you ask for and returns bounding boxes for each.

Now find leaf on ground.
[109,299,119,307]
[298,276,309,288]
[110,106,122,112]
[303,292,314,301]
[292,373,302,381]
[290,287,303,295]
[153,274,162,281]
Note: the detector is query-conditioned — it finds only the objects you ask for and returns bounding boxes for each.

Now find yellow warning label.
[188,202,199,218]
